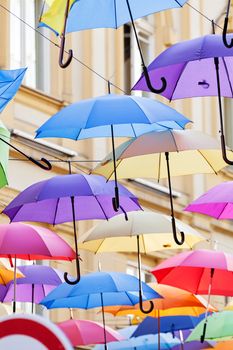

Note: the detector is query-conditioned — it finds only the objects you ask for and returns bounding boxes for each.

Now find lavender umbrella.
[133,32,233,166]
[3,174,142,284]
[2,265,72,313]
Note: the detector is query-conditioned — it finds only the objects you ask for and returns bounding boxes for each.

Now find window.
[124,18,155,96]
[126,261,153,283]
[10,0,50,93]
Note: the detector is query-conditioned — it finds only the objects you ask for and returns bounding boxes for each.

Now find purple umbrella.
[2,265,72,313]
[133,31,233,166]
[3,174,142,284]
[184,181,233,219]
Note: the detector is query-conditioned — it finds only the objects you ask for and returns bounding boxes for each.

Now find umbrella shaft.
[100,293,108,350]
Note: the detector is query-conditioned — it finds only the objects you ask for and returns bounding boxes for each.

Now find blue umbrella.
[35,93,190,210]
[0,68,26,113]
[0,67,51,171]
[132,315,205,338]
[94,333,180,350]
[40,271,161,350]
[40,0,187,90]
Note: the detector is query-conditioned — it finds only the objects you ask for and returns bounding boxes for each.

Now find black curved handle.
[200,321,207,343]
[221,134,233,165]
[143,66,167,94]
[223,17,233,49]
[28,157,52,170]
[112,186,120,211]
[59,35,73,68]
[139,291,154,314]
[64,257,81,285]
[171,217,185,246]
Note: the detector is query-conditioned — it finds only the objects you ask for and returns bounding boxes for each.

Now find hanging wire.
[0,3,126,94]
[185,2,223,30]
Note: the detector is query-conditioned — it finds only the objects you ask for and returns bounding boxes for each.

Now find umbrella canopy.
[132,314,205,337]
[0,222,76,261]
[151,249,233,296]
[133,34,233,100]
[0,68,26,112]
[40,0,188,35]
[0,122,10,189]
[78,211,204,253]
[3,174,141,224]
[132,33,233,166]
[35,94,190,140]
[40,271,160,309]
[2,265,72,305]
[210,341,233,349]
[187,311,233,342]
[93,129,231,180]
[185,181,233,220]
[57,319,124,346]
[94,333,180,350]
[2,174,142,284]
[103,284,216,318]
[0,260,23,285]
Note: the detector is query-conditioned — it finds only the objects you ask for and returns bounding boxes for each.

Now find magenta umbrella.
[57,318,124,347]
[3,174,142,284]
[185,181,233,219]
[0,222,76,312]
[151,249,233,342]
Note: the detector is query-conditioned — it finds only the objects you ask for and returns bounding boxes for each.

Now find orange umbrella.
[210,341,233,349]
[103,284,217,318]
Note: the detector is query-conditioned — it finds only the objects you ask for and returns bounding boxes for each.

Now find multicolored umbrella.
[39,0,187,88]
[2,265,72,313]
[40,271,160,350]
[57,318,124,347]
[36,93,190,211]
[185,181,233,220]
[151,250,233,341]
[3,174,142,284]
[132,33,233,165]
[187,311,233,342]
[93,129,230,245]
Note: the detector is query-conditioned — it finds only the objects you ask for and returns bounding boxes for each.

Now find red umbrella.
[0,222,76,312]
[151,249,233,342]
[57,319,124,347]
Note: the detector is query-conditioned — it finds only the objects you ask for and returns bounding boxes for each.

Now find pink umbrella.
[57,319,125,347]
[151,249,233,342]
[0,222,76,312]
[185,181,233,219]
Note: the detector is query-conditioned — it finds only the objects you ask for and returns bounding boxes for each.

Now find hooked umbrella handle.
[28,157,52,170]
[143,66,167,94]
[223,8,233,49]
[171,217,185,246]
[59,0,73,68]
[221,134,233,165]
[139,291,154,314]
[64,257,81,285]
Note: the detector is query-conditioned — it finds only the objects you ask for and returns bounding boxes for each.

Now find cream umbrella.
[78,211,205,314]
[92,129,232,246]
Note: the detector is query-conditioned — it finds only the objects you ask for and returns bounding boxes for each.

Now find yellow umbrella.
[93,129,233,246]
[103,284,217,319]
[78,211,204,253]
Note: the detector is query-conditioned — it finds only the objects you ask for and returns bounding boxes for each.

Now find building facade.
[0,0,233,344]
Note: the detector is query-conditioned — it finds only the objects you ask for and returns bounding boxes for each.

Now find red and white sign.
[0,314,73,350]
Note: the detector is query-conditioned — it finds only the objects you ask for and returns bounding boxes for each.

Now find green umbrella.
[187,311,233,342]
[0,122,10,188]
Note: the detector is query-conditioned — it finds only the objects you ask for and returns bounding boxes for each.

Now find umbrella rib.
[0,69,26,99]
[169,131,179,152]
[113,0,117,28]
[94,196,108,220]
[169,62,189,101]
[222,57,233,98]
[130,123,137,138]
[53,198,60,225]
[106,159,123,181]
[197,150,218,175]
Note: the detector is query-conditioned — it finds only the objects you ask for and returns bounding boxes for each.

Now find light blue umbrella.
[94,333,180,350]
[40,271,161,350]
[39,0,187,87]
[36,93,190,210]
[0,68,26,112]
